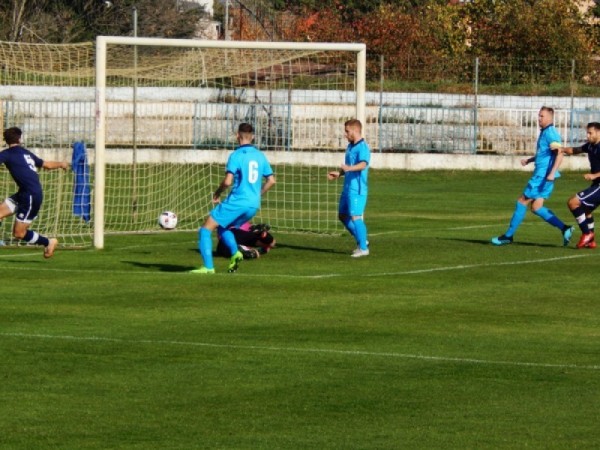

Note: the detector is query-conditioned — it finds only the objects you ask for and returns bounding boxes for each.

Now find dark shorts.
[216,228,275,257]
[577,184,600,211]
[8,191,43,223]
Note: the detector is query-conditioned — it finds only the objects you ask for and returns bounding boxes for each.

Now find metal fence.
[3,97,599,156]
[2,57,600,155]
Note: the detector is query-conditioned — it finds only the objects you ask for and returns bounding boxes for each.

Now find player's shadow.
[186,243,346,255]
[444,237,567,248]
[275,243,347,254]
[0,259,46,264]
[187,248,226,257]
[123,260,194,272]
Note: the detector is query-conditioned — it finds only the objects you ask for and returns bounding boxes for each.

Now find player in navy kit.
[190,123,276,274]
[556,122,600,249]
[0,127,69,258]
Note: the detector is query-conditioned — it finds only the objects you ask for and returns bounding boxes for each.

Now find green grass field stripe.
[2,332,599,372]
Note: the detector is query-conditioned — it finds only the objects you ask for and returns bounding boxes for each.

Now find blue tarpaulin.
[71,141,91,222]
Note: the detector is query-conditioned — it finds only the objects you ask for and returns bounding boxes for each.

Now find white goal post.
[94,36,367,249]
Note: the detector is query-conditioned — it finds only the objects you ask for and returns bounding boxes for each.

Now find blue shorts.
[523,176,554,200]
[339,192,367,217]
[577,184,600,211]
[210,201,257,229]
[8,191,42,223]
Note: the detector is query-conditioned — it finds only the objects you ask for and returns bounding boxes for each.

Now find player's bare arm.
[520,157,534,166]
[547,149,563,181]
[341,161,367,173]
[43,161,69,170]
[261,174,276,196]
[327,170,341,181]
[213,173,233,203]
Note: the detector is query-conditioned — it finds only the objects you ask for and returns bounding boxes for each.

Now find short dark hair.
[587,122,600,131]
[3,127,22,145]
[540,106,555,115]
[238,123,254,134]
[344,119,362,131]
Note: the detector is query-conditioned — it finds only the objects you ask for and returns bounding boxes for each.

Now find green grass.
[2,170,600,449]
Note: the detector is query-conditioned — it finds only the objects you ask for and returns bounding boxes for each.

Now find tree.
[0,0,207,43]
[463,0,592,61]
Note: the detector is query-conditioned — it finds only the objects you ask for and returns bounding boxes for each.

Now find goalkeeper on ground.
[216,222,276,259]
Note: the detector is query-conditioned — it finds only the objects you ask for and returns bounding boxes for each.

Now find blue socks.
[199,228,214,270]
[506,202,527,237]
[353,218,368,250]
[220,228,239,256]
[533,206,566,230]
[341,216,356,239]
[341,216,368,249]
[506,203,567,238]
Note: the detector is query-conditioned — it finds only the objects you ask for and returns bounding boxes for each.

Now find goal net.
[1,38,366,248]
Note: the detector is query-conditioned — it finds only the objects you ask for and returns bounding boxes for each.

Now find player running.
[0,127,69,258]
[491,106,573,246]
[555,122,600,249]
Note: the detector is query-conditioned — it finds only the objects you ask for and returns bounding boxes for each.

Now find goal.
[94,36,366,249]
[0,38,366,248]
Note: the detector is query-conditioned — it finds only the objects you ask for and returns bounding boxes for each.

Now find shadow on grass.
[275,243,347,254]
[123,260,195,272]
[443,237,569,249]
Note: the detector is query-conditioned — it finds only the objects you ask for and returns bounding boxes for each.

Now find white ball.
[158,211,178,230]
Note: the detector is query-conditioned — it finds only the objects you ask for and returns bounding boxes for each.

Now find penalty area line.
[0,253,595,279]
[2,331,599,372]
[362,253,596,278]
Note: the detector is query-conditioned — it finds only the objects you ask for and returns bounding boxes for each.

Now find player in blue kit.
[328,119,370,257]
[0,127,69,258]
[555,122,600,249]
[190,123,276,274]
[492,107,573,246]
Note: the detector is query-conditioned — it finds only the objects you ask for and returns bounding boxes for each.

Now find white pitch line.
[0,252,41,259]
[1,332,599,372]
[370,222,534,236]
[362,253,594,277]
[0,253,595,279]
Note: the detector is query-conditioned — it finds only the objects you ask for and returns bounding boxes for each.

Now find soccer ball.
[158,211,178,230]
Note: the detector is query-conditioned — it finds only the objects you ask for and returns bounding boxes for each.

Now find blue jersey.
[224,144,273,209]
[343,138,370,195]
[533,124,562,179]
[0,145,44,194]
[581,141,600,185]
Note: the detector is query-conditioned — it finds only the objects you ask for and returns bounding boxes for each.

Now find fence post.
[378,54,384,153]
[569,59,576,145]
[473,57,479,154]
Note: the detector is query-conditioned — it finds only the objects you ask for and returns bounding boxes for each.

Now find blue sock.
[220,229,239,256]
[341,216,357,243]
[199,228,214,270]
[505,202,527,237]
[534,207,565,230]
[353,218,368,250]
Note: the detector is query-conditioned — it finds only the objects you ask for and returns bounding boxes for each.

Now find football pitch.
[1,170,599,448]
